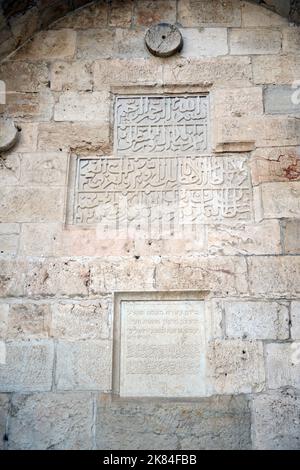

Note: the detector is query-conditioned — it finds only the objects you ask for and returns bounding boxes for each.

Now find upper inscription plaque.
[115,95,209,156]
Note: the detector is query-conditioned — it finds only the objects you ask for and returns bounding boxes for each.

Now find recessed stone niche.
[112,291,208,398]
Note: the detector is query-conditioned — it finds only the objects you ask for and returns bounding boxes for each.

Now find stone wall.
[0,0,300,450]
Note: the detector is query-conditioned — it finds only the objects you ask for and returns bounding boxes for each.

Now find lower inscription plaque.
[119,300,206,397]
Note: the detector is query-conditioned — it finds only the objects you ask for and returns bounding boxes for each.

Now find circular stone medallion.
[145,23,183,58]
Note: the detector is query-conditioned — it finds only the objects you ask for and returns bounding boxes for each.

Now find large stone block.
[213,87,263,118]
[155,256,248,295]
[241,2,288,26]
[37,122,110,154]
[51,299,111,340]
[0,394,9,450]
[283,220,300,254]
[1,90,54,122]
[180,28,228,57]
[207,339,265,394]
[248,256,300,296]
[54,91,109,122]
[0,340,54,392]
[178,0,241,27]
[291,301,300,339]
[0,154,20,185]
[265,342,300,389]
[8,392,94,450]
[252,389,300,450]
[259,182,300,219]
[0,61,49,93]
[135,0,176,27]
[56,340,112,391]
[77,29,115,59]
[110,0,133,27]
[13,29,76,61]
[20,152,68,186]
[96,394,251,450]
[229,28,281,55]
[25,259,90,298]
[250,147,300,185]
[50,61,94,91]
[253,55,300,85]
[19,223,62,257]
[0,187,65,223]
[12,123,38,153]
[221,300,289,340]
[207,221,281,256]
[0,304,8,340]
[113,29,149,58]
[264,86,300,115]
[0,258,26,298]
[163,57,252,86]
[283,27,300,54]
[53,1,108,29]
[6,303,51,340]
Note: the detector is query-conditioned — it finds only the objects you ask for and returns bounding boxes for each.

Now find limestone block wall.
[0,0,300,450]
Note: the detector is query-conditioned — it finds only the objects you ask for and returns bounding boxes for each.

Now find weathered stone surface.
[250,148,300,185]
[291,301,300,339]
[114,29,149,58]
[77,29,115,60]
[8,392,94,450]
[248,256,300,296]
[260,182,300,219]
[6,303,51,339]
[207,221,281,256]
[163,57,252,86]
[241,2,288,26]
[19,223,62,257]
[252,389,300,450]
[0,232,18,255]
[283,26,300,53]
[12,122,38,152]
[13,29,76,61]
[178,0,241,27]
[20,152,68,186]
[56,340,112,391]
[0,61,49,93]
[50,61,93,91]
[181,28,228,57]
[221,300,289,340]
[37,122,110,154]
[96,394,251,450]
[25,259,90,298]
[253,55,300,84]
[264,86,300,115]
[213,87,263,118]
[145,23,183,58]
[0,153,20,185]
[9,6,39,45]
[0,187,65,223]
[1,90,54,122]
[0,394,9,450]
[0,118,19,152]
[207,339,265,394]
[0,340,54,392]
[60,230,135,257]
[51,300,111,340]
[0,259,25,298]
[54,91,109,122]
[0,304,8,340]
[283,220,300,254]
[53,1,108,29]
[135,0,176,27]
[266,343,300,389]
[110,0,133,27]
[229,28,281,55]
[155,256,248,295]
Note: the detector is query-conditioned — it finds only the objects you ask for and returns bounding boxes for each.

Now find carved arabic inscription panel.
[115,95,209,155]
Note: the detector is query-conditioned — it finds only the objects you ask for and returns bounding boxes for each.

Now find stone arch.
[0,0,299,62]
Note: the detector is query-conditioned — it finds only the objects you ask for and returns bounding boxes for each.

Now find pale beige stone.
[229,29,282,55]
[8,392,94,450]
[283,220,300,255]
[56,340,112,391]
[114,29,149,58]
[0,153,20,185]
[54,91,109,122]
[13,123,38,153]
[282,27,300,54]
[253,55,300,85]
[0,233,19,255]
[25,259,90,298]
[260,182,300,219]
[222,300,289,340]
[50,61,94,91]
[0,187,65,223]
[207,339,265,394]
[0,61,49,93]
[248,256,300,296]
[77,29,115,60]
[53,1,108,29]
[13,29,76,61]
[0,304,9,340]
[1,90,54,122]
[213,87,263,118]
[163,57,252,86]
[0,259,25,298]
[250,148,300,185]
[291,301,300,340]
[51,300,111,340]
[178,0,241,27]
[20,152,68,186]
[207,220,281,256]
[93,58,163,88]
[135,0,176,27]
[37,122,110,154]
[241,2,288,27]
[181,28,228,57]
[6,303,51,339]
[110,0,133,27]
[19,223,62,257]
[60,230,135,257]
[0,340,54,392]
[265,343,300,389]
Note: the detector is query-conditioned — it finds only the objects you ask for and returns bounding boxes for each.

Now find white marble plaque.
[119,300,206,397]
